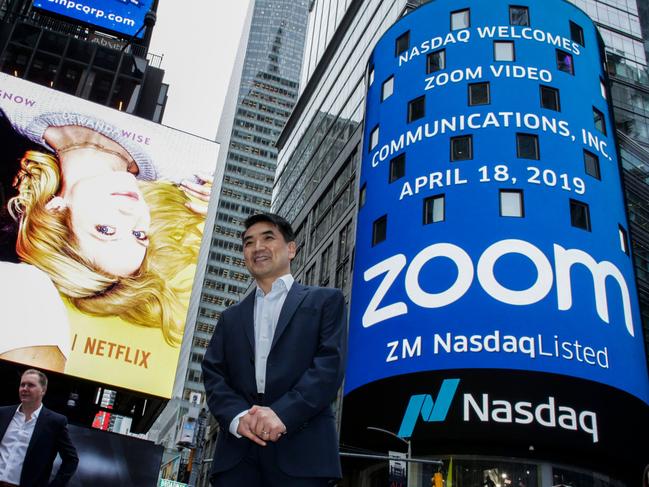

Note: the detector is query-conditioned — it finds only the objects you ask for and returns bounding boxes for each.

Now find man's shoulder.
[300,284,344,302]
[0,404,18,416]
[39,406,67,425]
[221,292,254,317]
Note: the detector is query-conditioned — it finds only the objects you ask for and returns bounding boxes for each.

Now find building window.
[335,260,350,291]
[426,49,446,74]
[509,6,530,26]
[389,154,406,183]
[423,195,445,224]
[382,76,394,101]
[556,49,574,74]
[540,85,560,111]
[494,41,515,61]
[619,226,629,255]
[516,133,539,160]
[372,215,387,246]
[570,21,585,46]
[320,244,332,285]
[305,265,316,286]
[583,150,600,179]
[500,190,524,217]
[451,9,470,30]
[593,107,606,135]
[469,82,490,105]
[408,95,425,123]
[451,135,473,161]
[369,125,379,151]
[359,183,367,208]
[338,220,353,262]
[570,199,591,231]
[395,31,410,56]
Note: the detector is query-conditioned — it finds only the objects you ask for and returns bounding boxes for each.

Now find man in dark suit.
[0,369,78,487]
[202,213,347,486]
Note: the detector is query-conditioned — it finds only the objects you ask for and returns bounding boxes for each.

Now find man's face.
[19,373,45,407]
[243,221,296,282]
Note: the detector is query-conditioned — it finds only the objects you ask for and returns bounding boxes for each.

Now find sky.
[149,2,252,141]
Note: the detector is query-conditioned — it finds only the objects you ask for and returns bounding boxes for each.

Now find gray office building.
[274,0,649,485]
[152,0,310,481]
[182,0,309,404]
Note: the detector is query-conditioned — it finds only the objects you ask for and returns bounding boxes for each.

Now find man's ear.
[45,196,67,212]
[287,241,297,260]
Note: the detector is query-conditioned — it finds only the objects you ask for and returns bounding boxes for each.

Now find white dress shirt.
[0,404,43,484]
[229,274,294,437]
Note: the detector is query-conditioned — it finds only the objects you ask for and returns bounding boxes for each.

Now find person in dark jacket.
[202,213,347,486]
[0,369,78,487]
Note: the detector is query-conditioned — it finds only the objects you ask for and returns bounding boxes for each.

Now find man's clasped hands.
[237,406,287,446]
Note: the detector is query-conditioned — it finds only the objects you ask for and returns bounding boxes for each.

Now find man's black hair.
[242,213,295,243]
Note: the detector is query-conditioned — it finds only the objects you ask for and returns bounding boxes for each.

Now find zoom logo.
[398,379,599,442]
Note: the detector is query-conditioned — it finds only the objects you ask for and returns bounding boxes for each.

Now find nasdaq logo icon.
[397,379,460,438]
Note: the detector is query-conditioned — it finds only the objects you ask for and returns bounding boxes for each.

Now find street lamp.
[366,426,411,458]
[366,426,411,485]
[188,408,208,487]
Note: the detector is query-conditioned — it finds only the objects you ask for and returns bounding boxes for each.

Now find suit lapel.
[240,291,256,353]
[271,282,309,350]
[0,407,15,440]
[24,406,47,461]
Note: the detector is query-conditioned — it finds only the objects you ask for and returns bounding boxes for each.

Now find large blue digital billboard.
[343,0,649,477]
[32,0,153,38]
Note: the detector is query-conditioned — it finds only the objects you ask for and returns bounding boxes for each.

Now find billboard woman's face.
[64,172,151,276]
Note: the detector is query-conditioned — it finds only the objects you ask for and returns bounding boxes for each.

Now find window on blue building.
[469,82,490,105]
[451,9,470,30]
[556,49,574,74]
[389,154,406,183]
[426,49,446,74]
[509,6,530,26]
[570,199,591,231]
[500,190,524,217]
[372,215,387,246]
[424,195,445,224]
[570,21,585,46]
[408,95,426,123]
[540,85,560,111]
[395,31,410,56]
[516,133,539,159]
[451,135,473,161]
[494,41,515,61]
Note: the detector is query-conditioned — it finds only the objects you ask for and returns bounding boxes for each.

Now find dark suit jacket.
[202,282,347,479]
[0,405,79,487]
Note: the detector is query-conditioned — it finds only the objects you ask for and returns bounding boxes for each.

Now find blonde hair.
[9,150,203,346]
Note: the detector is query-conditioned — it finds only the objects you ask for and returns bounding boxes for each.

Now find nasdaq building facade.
[344,0,649,482]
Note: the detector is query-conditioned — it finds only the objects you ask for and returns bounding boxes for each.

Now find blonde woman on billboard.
[7,124,211,351]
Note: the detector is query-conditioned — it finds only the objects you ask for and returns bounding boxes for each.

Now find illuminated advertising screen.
[52,424,163,486]
[0,72,219,398]
[343,0,649,477]
[32,0,153,38]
